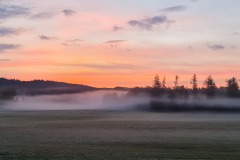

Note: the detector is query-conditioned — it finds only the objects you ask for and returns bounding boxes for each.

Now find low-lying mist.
[0,90,149,111]
[1,90,240,112]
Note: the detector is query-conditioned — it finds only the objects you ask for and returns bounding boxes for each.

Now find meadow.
[1,110,240,160]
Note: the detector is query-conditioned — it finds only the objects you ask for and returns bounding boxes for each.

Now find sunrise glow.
[1,0,240,87]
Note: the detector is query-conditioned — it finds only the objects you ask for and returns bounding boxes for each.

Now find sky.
[0,0,240,88]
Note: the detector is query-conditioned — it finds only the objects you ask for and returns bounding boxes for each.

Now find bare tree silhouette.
[174,75,179,89]
[190,74,198,96]
[153,74,161,89]
[162,76,167,89]
[151,74,162,97]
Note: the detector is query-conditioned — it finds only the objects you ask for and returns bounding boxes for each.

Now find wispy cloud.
[188,46,193,50]
[233,32,239,35]
[39,35,58,40]
[62,9,77,16]
[128,15,174,30]
[0,3,29,20]
[77,62,141,71]
[178,63,202,67]
[30,12,55,19]
[0,44,20,53]
[161,5,187,12]
[208,44,225,50]
[104,40,126,48]
[67,39,83,42]
[62,39,83,46]
[105,40,126,44]
[0,27,25,37]
[112,26,124,32]
[0,58,10,61]
[230,45,237,49]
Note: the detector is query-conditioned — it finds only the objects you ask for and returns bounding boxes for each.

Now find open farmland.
[1,110,240,159]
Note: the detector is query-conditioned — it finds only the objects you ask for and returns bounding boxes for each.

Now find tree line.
[151,74,239,98]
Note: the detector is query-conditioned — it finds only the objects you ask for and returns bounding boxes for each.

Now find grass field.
[1,110,240,159]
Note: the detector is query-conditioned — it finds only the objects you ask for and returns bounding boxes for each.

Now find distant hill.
[0,78,96,95]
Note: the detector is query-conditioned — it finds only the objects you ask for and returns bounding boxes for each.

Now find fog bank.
[0,90,149,111]
[1,90,240,112]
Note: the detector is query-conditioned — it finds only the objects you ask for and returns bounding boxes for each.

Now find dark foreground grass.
[1,110,240,159]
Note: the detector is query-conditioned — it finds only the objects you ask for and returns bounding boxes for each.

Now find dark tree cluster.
[203,75,216,98]
[150,74,239,99]
[148,74,240,112]
[0,78,93,90]
[226,77,239,97]
[0,77,95,96]
[0,88,17,100]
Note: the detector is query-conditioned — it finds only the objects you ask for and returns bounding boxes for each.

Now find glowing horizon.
[1,0,240,88]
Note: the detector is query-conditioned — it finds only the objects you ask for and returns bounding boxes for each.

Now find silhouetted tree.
[203,75,216,98]
[153,74,161,88]
[152,74,162,97]
[162,76,167,89]
[226,77,239,97]
[190,74,198,96]
[174,75,179,89]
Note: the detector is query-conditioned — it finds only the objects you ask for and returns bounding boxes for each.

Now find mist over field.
[0,90,149,111]
[1,90,240,112]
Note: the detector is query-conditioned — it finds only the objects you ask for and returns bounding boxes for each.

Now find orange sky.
[1,0,240,87]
